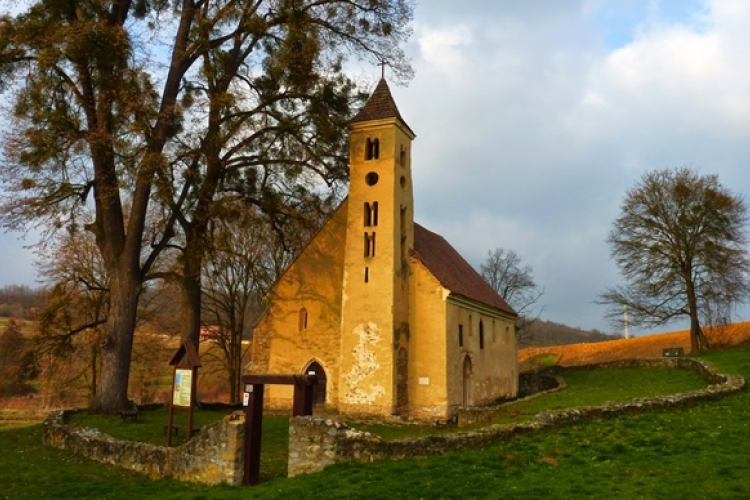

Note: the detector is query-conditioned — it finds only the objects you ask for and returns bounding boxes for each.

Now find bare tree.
[480,248,544,346]
[200,203,325,403]
[36,224,109,401]
[599,167,750,352]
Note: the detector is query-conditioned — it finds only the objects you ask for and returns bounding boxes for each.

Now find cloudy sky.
[2,0,750,335]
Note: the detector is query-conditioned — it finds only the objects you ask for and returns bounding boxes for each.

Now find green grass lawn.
[353,365,708,440]
[1,347,748,499]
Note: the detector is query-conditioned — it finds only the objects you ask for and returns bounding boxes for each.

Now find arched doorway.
[305,361,327,407]
[462,356,472,407]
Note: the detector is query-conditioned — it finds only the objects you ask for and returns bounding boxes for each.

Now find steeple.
[351,79,414,136]
[339,77,415,416]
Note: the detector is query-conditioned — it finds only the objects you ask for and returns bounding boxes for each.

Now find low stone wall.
[43,410,245,485]
[457,373,566,427]
[289,357,746,477]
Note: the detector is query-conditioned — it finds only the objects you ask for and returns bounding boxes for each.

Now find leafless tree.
[480,248,544,346]
[200,203,325,403]
[599,167,750,352]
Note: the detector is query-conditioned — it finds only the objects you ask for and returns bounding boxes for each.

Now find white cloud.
[416,25,473,79]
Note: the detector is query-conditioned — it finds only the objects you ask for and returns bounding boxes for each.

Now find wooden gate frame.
[241,374,319,486]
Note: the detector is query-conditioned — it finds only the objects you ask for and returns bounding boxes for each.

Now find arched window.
[365,138,380,160]
[479,320,485,349]
[298,308,308,332]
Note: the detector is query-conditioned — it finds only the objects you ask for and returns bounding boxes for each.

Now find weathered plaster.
[342,322,386,404]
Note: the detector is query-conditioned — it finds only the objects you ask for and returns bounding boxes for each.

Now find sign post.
[167,342,202,446]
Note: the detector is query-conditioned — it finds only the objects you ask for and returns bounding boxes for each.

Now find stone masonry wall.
[288,357,746,477]
[457,373,565,427]
[44,411,245,485]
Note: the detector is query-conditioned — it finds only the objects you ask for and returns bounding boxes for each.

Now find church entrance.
[305,362,327,406]
[462,356,472,407]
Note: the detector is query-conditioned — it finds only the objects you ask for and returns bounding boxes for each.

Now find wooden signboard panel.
[166,342,201,446]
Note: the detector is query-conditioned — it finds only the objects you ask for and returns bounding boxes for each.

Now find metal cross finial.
[378,59,388,79]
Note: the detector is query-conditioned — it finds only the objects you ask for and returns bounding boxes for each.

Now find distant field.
[520,321,750,368]
[0,317,39,336]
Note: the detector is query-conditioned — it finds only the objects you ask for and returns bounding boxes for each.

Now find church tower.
[338,79,416,415]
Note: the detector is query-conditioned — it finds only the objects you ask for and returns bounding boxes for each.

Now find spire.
[351,79,414,134]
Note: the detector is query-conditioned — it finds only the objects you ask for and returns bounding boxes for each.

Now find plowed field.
[519,321,750,369]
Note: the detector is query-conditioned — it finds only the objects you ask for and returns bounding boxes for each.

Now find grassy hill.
[1,345,749,498]
[521,319,620,348]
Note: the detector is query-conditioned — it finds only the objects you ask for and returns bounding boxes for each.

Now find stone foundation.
[289,357,745,477]
[43,411,245,485]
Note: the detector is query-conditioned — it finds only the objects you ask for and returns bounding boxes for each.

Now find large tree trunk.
[89,271,141,413]
[228,323,242,405]
[180,253,203,350]
[686,282,710,353]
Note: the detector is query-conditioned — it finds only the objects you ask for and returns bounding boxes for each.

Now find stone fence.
[43,410,245,485]
[288,357,746,476]
[457,372,566,427]
[42,358,746,483]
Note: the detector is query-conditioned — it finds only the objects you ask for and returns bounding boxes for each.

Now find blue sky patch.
[591,0,708,50]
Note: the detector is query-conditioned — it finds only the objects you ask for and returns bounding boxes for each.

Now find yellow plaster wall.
[446,298,518,412]
[408,260,450,419]
[250,201,348,409]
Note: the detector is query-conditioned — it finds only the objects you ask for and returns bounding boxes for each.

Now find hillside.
[519,320,750,369]
[520,319,620,348]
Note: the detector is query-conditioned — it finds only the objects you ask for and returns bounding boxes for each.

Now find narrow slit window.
[365,267,369,283]
[372,202,378,226]
[364,202,372,227]
[479,320,485,349]
[364,232,376,258]
[400,145,406,166]
[298,308,308,332]
[458,325,464,347]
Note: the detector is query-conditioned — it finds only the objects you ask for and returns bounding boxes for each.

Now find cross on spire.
[378,59,388,79]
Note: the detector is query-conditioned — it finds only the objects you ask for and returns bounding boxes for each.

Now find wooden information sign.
[166,341,201,446]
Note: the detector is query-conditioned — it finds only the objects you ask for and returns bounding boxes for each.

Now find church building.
[250,79,519,420]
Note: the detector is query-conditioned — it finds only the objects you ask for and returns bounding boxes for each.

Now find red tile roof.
[413,223,517,316]
[351,78,414,135]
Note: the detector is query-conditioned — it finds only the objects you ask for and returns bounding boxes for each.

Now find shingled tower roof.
[413,223,517,316]
[351,78,414,135]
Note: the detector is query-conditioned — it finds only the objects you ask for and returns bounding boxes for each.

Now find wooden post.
[292,379,314,416]
[167,365,176,446]
[241,374,318,486]
[243,384,264,486]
